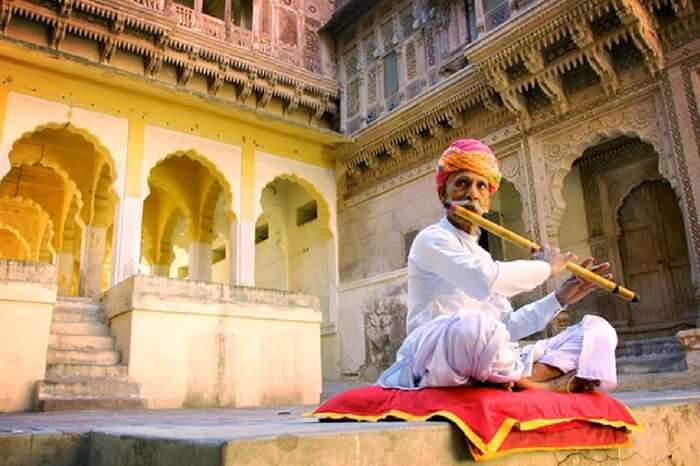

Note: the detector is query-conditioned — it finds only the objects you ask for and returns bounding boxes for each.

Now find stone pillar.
[110,196,143,287]
[228,218,240,285]
[79,226,107,297]
[152,264,171,277]
[56,252,74,296]
[236,218,256,286]
[224,0,232,37]
[474,0,486,37]
[194,0,203,28]
[188,241,212,282]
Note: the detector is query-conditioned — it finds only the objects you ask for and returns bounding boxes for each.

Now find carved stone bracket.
[487,65,531,128]
[284,84,304,116]
[50,20,67,50]
[0,1,14,34]
[617,0,664,74]
[239,70,257,103]
[311,93,330,126]
[100,13,125,65]
[538,73,568,115]
[587,45,620,97]
[208,67,227,96]
[145,51,164,77]
[444,109,463,129]
[259,77,277,110]
[100,37,117,64]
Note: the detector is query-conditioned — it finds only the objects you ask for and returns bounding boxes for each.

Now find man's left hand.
[555,257,612,306]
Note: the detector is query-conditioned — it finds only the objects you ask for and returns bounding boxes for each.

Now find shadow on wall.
[359,282,408,381]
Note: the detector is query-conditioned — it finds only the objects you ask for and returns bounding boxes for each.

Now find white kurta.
[377,217,618,389]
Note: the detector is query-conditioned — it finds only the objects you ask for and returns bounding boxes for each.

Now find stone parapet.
[0,260,56,284]
[104,275,320,319]
[102,275,323,409]
[0,260,57,412]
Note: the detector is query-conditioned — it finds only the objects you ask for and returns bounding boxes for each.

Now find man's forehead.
[447,171,488,183]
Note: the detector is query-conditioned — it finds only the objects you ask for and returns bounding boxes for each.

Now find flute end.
[631,294,640,303]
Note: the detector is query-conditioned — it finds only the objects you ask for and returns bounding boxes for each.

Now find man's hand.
[555,257,612,306]
[533,244,577,277]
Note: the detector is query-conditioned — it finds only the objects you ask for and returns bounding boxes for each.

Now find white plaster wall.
[558,166,592,260]
[255,182,331,321]
[286,183,330,322]
[255,150,338,324]
[338,174,443,282]
[256,236,288,290]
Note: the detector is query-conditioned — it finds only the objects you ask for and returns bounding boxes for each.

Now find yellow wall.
[0,43,343,225]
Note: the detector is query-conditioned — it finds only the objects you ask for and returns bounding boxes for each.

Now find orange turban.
[435,139,501,196]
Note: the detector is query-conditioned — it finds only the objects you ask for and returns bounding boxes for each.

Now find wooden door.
[618,180,696,328]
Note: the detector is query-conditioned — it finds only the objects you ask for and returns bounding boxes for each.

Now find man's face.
[441,170,491,214]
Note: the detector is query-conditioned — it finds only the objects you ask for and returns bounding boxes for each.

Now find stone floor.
[2,387,699,436]
[2,387,700,466]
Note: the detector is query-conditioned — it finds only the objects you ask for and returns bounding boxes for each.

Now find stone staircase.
[616,335,687,375]
[34,297,145,411]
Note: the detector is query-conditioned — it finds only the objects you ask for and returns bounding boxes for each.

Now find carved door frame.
[599,157,695,334]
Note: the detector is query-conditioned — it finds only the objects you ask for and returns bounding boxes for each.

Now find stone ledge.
[1,396,698,466]
[0,260,56,284]
[103,275,321,322]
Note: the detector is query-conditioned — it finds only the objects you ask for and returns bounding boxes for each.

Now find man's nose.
[466,184,480,198]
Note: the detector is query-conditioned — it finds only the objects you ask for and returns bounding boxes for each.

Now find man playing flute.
[378,139,618,393]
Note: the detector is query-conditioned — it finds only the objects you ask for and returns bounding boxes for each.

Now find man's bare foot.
[473,380,514,391]
[545,372,600,393]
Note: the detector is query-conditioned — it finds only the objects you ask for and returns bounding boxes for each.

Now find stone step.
[47,349,120,366]
[49,334,115,351]
[617,352,688,374]
[616,336,684,358]
[35,397,146,412]
[51,308,105,323]
[54,298,102,314]
[50,322,110,336]
[46,363,128,381]
[36,380,140,399]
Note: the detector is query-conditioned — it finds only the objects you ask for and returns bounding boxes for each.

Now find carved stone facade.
[0,0,339,128]
[331,0,700,378]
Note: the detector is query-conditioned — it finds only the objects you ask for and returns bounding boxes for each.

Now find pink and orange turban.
[435,139,502,196]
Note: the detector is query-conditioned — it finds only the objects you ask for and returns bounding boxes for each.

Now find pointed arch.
[6,122,117,183]
[0,195,56,262]
[0,222,31,260]
[258,173,333,240]
[146,150,235,221]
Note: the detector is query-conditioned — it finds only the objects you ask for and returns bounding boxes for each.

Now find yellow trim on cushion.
[306,408,641,455]
[471,439,632,462]
[306,409,492,453]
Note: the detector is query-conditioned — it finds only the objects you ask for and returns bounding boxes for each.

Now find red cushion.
[309,386,642,461]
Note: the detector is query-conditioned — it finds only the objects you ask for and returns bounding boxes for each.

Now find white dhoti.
[378,312,618,390]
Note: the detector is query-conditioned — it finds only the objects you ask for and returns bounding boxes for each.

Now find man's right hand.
[533,244,577,277]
